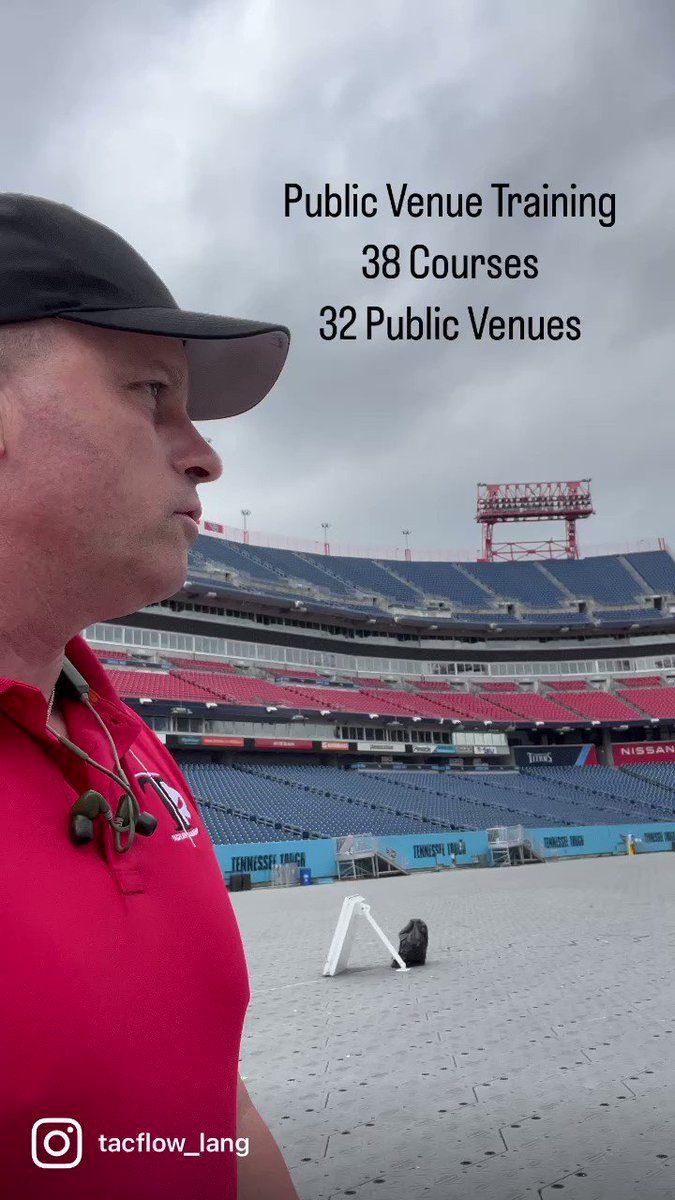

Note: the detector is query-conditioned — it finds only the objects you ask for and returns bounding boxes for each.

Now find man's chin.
[131,550,189,610]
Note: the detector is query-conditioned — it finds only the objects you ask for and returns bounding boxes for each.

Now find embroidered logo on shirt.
[134,772,200,845]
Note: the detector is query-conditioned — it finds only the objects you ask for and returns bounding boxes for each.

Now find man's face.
[0,322,223,622]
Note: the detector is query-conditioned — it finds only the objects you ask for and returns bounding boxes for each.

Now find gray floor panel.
[232,854,675,1198]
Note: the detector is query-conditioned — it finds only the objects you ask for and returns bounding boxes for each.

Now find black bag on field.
[391,918,428,968]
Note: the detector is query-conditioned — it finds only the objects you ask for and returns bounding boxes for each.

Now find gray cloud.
[1,0,673,557]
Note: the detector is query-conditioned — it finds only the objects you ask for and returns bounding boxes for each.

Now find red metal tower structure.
[476,480,594,562]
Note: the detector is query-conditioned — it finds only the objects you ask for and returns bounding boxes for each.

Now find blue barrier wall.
[213,839,337,885]
[212,823,675,885]
[529,822,675,857]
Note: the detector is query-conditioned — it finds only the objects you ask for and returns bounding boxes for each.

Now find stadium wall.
[213,822,675,885]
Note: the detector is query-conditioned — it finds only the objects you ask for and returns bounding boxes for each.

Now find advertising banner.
[202,736,246,747]
[321,741,350,751]
[254,738,314,750]
[410,744,509,756]
[514,744,598,767]
[411,745,462,755]
[167,735,246,748]
[613,741,675,764]
[356,741,406,754]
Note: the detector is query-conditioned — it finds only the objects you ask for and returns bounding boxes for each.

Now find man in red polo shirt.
[0,194,299,1199]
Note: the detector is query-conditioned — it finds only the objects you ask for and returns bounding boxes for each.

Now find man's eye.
[144,382,165,401]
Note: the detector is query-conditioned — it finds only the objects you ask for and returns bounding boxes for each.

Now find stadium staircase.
[196,794,317,841]
[534,562,577,600]
[230,543,307,588]
[487,825,546,867]
[618,555,655,593]
[452,562,501,601]
[290,551,369,597]
[373,560,430,603]
[336,835,409,879]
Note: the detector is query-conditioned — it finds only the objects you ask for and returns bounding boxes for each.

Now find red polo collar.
[0,634,146,757]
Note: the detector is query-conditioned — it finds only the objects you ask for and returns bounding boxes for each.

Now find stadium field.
[233,856,675,1199]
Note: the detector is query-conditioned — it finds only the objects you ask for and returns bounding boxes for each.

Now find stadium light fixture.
[369,713,379,719]
[265,705,278,712]
[320,709,332,716]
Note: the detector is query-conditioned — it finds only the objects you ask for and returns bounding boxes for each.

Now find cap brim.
[57,307,290,420]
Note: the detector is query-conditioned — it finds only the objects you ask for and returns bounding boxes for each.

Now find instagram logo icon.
[31,1118,83,1168]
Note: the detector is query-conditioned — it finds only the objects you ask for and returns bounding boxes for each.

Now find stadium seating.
[544,691,643,722]
[386,561,493,606]
[483,692,585,723]
[478,681,523,692]
[102,660,670,726]
[94,648,138,662]
[594,609,664,623]
[179,762,675,845]
[522,765,675,821]
[617,689,675,719]
[312,557,423,603]
[460,562,568,607]
[624,551,675,594]
[615,676,663,688]
[190,541,675,625]
[280,685,409,717]
[515,612,593,625]
[106,669,217,702]
[162,657,240,673]
[539,556,645,604]
[411,692,524,723]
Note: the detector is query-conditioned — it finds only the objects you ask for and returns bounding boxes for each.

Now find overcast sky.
[2,0,673,559]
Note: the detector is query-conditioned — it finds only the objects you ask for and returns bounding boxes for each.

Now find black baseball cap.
[0,193,290,420]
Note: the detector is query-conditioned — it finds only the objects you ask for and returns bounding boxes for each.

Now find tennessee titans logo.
[134,772,198,843]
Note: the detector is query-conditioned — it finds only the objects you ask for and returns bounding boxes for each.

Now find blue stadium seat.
[179,761,673,846]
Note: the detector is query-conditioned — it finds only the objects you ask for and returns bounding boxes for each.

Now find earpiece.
[69,789,158,848]
[58,659,160,853]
